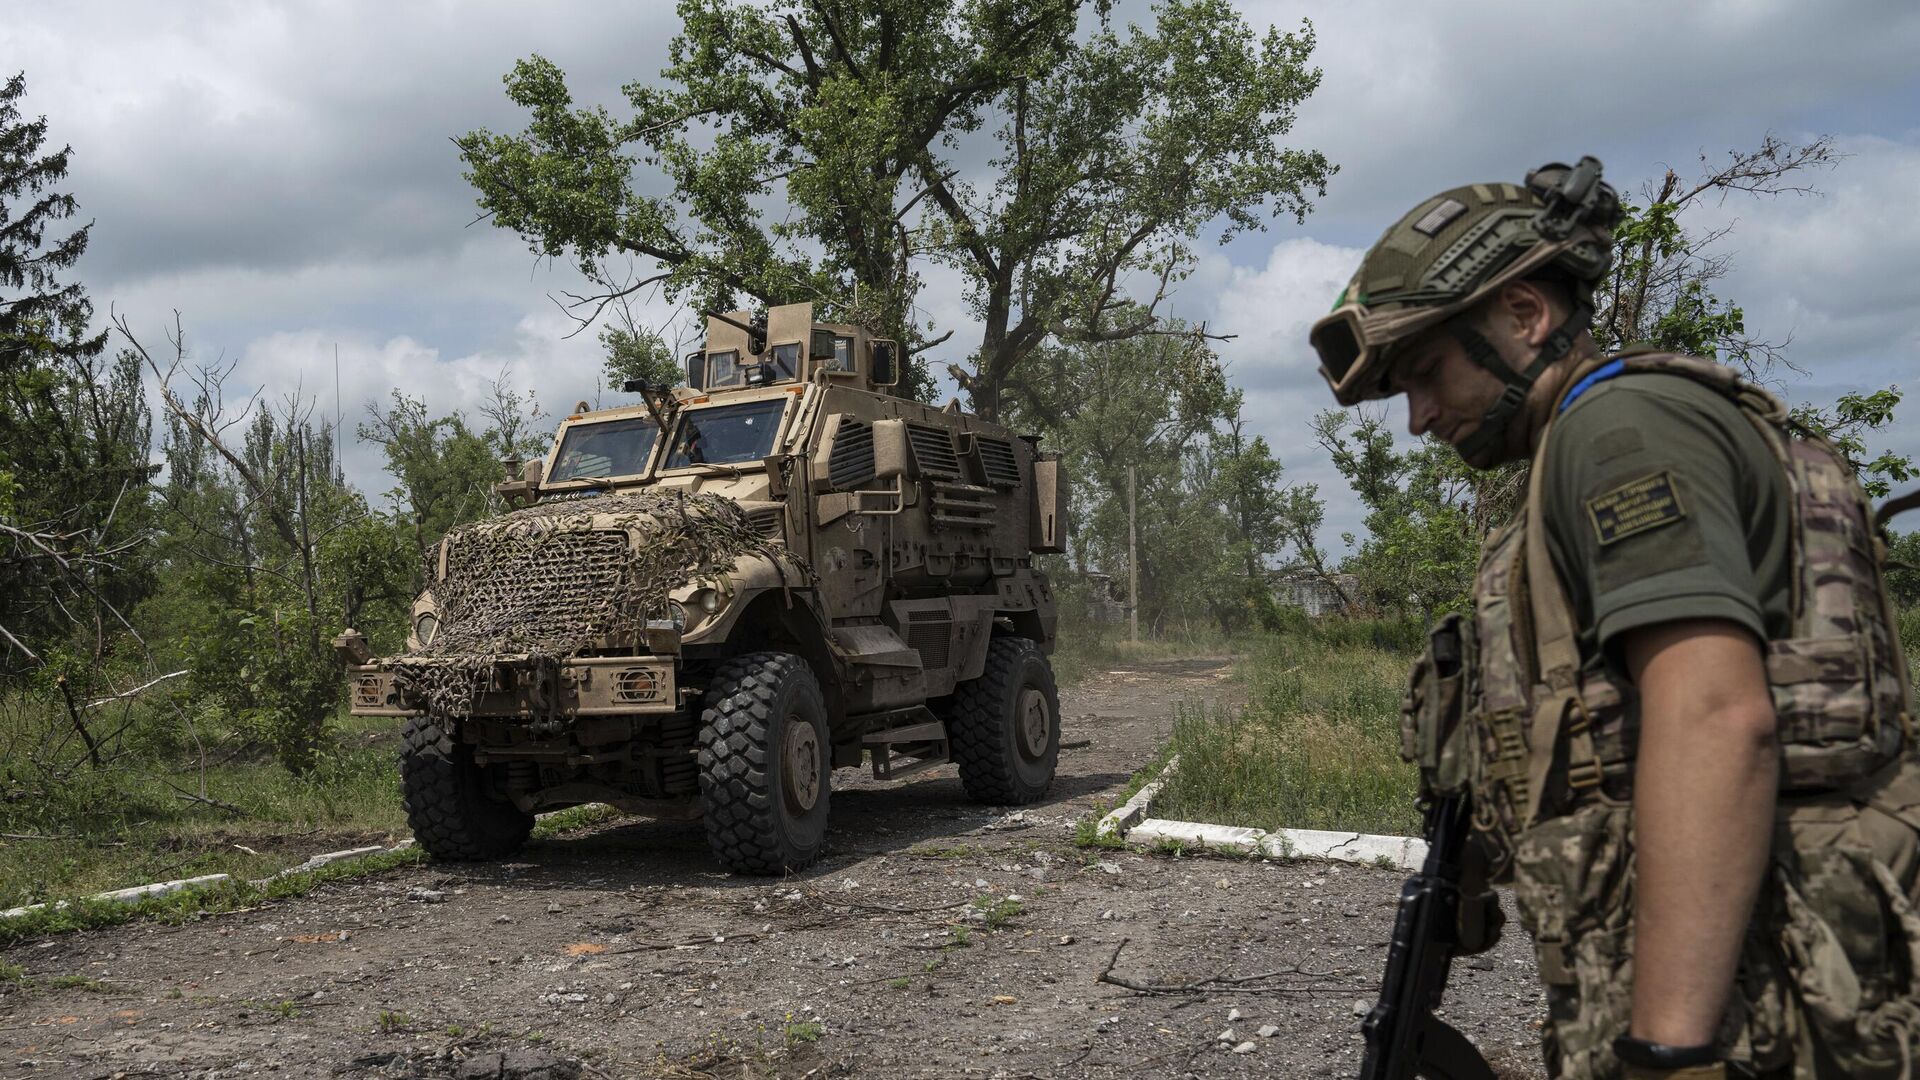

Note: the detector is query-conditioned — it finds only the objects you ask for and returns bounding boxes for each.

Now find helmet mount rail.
[1311,155,1621,413]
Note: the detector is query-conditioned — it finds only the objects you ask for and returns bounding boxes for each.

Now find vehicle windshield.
[665,398,788,469]
[548,416,660,483]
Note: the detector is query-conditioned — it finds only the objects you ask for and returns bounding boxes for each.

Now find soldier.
[1312,158,1919,1079]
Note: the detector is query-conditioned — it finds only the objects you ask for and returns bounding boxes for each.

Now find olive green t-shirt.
[1539,371,1792,678]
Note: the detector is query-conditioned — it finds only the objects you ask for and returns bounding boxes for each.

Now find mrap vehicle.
[335,303,1067,874]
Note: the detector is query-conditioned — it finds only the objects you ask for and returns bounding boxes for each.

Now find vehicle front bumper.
[345,655,679,719]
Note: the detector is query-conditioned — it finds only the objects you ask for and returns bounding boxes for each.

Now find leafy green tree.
[1791,387,1915,500]
[124,317,419,773]
[599,324,683,395]
[358,391,501,580]
[0,73,155,676]
[1314,411,1477,618]
[457,0,1332,417]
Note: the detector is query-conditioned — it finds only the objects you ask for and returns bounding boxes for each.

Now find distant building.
[1274,573,1357,618]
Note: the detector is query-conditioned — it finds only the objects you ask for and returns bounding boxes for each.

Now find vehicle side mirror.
[685,351,707,390]
[871,340,898,387]
[871,419,914,481]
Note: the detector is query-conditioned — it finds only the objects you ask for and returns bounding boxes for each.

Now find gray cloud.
[8,0,1917,543]
[14,1,682,285]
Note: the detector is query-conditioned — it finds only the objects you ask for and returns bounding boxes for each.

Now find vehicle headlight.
[667,601,688,632]
[414,611,441,648]
[697,589,724,615]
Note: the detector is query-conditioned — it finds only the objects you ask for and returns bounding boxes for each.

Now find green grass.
[0,706,409,910]
[1151,623,1422,838]
[1049,618,1246,687]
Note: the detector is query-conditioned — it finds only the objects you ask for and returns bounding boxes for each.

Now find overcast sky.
[11,0,1919,550]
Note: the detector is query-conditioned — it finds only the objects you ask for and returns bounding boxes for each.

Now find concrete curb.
[1094,754,1178,839]
[0,874,234,921]
[0,839,422,924]
[1129,818,1427,870]
[1105,755,1427,871]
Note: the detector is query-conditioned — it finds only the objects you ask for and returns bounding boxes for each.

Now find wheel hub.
[782,715,821,813]
[1016,688,1051,759]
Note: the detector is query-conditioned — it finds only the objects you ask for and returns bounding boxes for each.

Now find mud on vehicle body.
[335,303,1067,874]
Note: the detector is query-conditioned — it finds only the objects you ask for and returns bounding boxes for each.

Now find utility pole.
[1128,465,1139,643]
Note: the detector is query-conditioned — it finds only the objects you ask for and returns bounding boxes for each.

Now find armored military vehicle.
[336,303,1066,874]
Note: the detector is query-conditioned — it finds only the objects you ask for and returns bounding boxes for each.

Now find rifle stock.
[1357,795,1496,1080]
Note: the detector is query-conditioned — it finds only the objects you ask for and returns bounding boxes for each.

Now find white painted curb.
[0,874,233,921]
[1129,818,1427,871]
[274,845,389,878]
[1095,754,1178,839]
[1105,755,1427,871]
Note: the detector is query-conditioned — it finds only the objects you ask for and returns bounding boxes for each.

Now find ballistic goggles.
[1311,242,1565,406]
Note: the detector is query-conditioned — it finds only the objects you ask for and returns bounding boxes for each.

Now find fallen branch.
[84,670,189,709]
[54,674,102,769]
[159,780,242,815]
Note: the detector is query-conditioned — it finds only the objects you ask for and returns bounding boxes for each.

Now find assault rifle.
[1357,794,1496,1080]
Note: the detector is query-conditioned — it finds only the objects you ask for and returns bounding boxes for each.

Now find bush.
[1152,632,1420,837]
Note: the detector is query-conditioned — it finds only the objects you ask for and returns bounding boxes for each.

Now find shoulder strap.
[1518,355,1611,824]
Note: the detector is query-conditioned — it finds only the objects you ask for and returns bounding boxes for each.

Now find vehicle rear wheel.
[949,637,1059,804]
[697,651,831,875]
[400,714,535,861]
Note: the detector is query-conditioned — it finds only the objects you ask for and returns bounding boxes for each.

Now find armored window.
[665,398,789,469]
[830,335,854,371]
[905,422,962,478]
[708,349,742,387]
[768,342,801,381]
[548,417,660,483]
[827,417,876,489]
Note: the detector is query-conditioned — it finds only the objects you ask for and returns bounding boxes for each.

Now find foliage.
[1313,410,1480,618]
[458,0,1331,417]
[0,72,154,678]
[1326,137,1910,618]
[358,390,503,585]
[1152,627,1420,837]
[1011,326,1324,631]
[1790,387,1915,499]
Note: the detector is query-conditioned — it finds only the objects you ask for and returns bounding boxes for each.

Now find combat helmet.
[1311,157,1622,461]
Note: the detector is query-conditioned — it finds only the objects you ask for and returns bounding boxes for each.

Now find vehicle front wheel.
[697,651,831,875]
[949,637,1060,804]
[400,714,535,861]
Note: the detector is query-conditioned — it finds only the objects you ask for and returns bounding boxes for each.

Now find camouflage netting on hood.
[392,490,786,721]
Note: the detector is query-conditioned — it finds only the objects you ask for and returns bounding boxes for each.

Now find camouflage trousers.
[1508,757,1920,1079]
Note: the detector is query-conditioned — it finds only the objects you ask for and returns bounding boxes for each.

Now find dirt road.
[0,657,1547,1079]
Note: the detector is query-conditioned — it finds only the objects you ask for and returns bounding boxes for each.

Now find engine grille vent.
[906,423,962,479]
[827,418,875,489]
[971,436,1020,488]
[746,507,784,541]
[904,609,952,669]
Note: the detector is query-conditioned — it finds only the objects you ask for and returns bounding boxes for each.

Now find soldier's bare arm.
[1621,619,1777,1048]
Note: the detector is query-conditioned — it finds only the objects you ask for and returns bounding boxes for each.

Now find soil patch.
[0,655,1547,1078]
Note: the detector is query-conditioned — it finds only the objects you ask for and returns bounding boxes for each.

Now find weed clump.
[1152,627,1420,837]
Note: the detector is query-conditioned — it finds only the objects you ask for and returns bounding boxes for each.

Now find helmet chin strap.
[1449,300,1591,463]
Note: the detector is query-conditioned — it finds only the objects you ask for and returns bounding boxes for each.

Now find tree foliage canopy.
[457,0,1332,416]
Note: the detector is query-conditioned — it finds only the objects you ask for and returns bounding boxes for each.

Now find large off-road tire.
[400,715,535,861]
[949,636,1060,804]
[697,652,831,875]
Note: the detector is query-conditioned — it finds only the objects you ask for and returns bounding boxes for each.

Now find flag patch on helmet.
[1586,471,1686,545]
[1411,198,1467,237]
